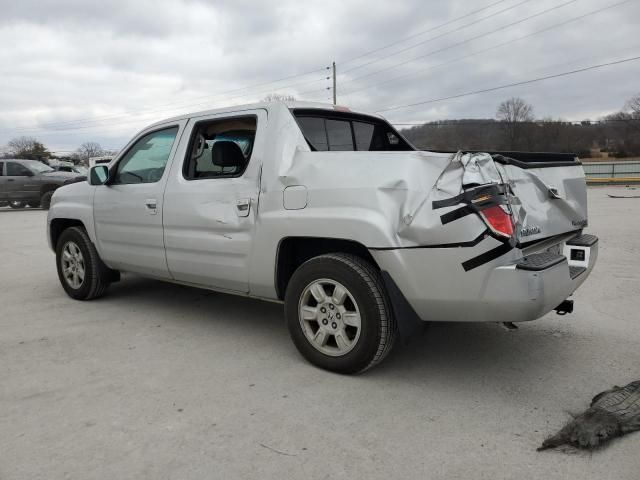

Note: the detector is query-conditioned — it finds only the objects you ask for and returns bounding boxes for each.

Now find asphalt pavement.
[1,186,639,479]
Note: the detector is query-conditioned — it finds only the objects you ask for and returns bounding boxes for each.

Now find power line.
[391,118,640,126]
[343,0,635,97]
[375,55,640,113]
[340,0,535,75]
[1,74,329,135]
[2,66,329,134]
[337,0,511,67]
[342,0,579,87]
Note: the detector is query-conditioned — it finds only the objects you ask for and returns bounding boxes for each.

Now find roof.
[0,158,45,163]
[145,100,381,130]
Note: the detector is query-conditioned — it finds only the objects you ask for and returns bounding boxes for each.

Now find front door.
[163,110,265,292]
[4,161,34,201]
[93,123,184,278]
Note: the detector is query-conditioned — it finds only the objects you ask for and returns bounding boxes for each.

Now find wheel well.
[50,218,85,249]
[275,237,379,300]
[40,184,58,197]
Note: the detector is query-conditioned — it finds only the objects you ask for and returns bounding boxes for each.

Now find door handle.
[145,198,157,215]
[7,179,14,182]
[236,198,250,217]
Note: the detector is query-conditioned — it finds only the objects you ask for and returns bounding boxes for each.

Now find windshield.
[24,160,54,173]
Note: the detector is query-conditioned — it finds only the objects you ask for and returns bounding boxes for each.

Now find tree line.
[1,137,114,164]
[401,94,640,157]
[3,93,639,161]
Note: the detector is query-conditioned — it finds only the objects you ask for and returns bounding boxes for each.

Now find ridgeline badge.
[572,219,588,228]
[520,225,542,237]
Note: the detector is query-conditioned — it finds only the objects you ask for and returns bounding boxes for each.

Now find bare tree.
[496,97,534,149]
[6,136,51,160]
[75,142,105,164]
[262,93,295,102]
[624,93,640,119]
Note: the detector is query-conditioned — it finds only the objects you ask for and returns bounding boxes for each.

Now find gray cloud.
[0,0,638,152]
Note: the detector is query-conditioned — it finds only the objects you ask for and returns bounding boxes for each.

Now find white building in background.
[88,156,115,167]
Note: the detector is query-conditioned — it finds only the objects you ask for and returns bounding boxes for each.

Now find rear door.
[163,109,266,292]
[93,122,185,278]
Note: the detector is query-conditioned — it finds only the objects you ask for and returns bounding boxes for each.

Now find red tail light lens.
[480,205,514,238]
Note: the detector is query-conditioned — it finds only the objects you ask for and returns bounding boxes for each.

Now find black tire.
[27,201,41,208]
[40,191,54,210]
[285,253,396,374]
[9,200,24,209]
[56,227,111,300]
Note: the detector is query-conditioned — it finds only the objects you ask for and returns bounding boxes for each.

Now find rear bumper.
[370,233,598,323]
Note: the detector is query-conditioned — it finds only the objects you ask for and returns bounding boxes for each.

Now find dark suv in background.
[0,159,85,209]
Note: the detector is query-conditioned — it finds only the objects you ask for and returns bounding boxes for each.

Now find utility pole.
[332,61,337,105]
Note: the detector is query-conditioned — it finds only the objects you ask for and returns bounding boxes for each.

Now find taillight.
[479,205,514,238]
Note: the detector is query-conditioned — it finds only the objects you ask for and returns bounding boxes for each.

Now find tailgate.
[493,153,587,244]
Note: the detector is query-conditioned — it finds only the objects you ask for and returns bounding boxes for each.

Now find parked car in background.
[0,159,85,209]
[52,162,88,176]
[47,101,597,373]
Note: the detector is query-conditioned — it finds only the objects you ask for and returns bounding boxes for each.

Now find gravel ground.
[1,186,639,480]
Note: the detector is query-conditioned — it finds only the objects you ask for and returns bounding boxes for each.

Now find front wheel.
[285,253,396,374]
[40,191,54,210]
[56,227,111,300]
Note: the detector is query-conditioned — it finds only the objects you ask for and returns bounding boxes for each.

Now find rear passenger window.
[183,116,257,180]
[0,162,4,176]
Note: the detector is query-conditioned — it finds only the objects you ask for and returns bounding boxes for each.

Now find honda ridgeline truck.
[47,101,598,373]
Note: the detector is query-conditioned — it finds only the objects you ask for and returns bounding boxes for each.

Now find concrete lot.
[1,187,639,480]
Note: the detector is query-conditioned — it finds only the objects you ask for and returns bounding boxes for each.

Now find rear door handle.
[145,198,157,215]
[7,179,14,182]
[236,198,250,217]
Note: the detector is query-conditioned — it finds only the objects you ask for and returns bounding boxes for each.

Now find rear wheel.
[9,200,24,209]
[285,253,396,374]
[56,227,111,300]
[27,201,41,208]
[40,191,54,210]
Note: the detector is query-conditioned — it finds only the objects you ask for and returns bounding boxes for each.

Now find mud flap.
[381,271,426,344]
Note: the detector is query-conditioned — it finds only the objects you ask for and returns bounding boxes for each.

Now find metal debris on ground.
[538,380,640,451]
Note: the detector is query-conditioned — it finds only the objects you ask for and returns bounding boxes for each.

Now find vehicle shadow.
[103,275,568,383]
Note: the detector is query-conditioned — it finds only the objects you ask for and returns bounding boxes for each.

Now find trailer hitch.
[554,300,574,316]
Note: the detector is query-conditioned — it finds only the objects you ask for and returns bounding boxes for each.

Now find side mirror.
[89,165,109,185]
[25,170,34,177]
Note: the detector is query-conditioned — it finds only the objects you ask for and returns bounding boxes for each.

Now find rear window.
[293,109,413,152]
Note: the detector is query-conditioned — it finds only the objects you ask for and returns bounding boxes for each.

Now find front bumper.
[371,233,598,323]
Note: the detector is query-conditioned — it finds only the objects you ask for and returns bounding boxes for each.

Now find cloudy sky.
[0,0,639,153]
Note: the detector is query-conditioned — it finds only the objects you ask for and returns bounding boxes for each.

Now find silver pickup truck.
[47,101,598,373]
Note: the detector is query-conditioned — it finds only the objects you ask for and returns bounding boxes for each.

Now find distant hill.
[400,119,640,156]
